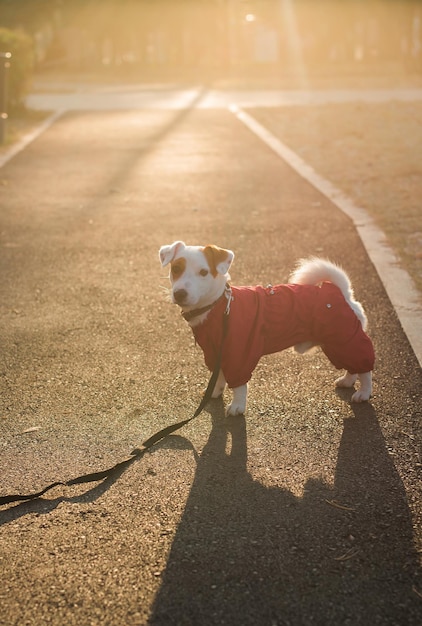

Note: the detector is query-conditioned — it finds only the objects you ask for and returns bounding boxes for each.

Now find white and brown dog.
[159,241,374,416]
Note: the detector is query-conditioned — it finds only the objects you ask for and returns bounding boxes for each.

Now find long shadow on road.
[150,401,421,625]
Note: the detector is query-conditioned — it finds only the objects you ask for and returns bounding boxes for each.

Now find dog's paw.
[226,401,246,417]
[351,388,371,403]
[226,384,247,416]
[351,372,372,402]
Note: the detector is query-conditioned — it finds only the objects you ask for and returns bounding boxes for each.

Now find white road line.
[0,110,65,169]
[229,103,422,368]
[26,87,204,112]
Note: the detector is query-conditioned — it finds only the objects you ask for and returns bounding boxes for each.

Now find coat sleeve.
[221,288,265,388]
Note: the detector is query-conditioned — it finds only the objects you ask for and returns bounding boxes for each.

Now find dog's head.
[159,241,234,310]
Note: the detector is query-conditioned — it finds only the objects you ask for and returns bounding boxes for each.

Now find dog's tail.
[289,257,368,330]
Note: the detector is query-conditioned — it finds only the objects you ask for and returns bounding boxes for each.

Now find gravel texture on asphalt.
[0,107,421,625]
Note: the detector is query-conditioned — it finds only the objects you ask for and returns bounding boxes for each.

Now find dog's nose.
[174,289,188,304]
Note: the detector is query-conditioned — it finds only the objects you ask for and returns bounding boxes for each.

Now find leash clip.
[224,284,233,316]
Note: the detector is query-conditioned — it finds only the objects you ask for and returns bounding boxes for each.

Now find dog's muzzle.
[174,289,188,305]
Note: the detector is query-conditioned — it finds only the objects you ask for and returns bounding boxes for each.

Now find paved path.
[0,98,421,624]
[18,85,422,367]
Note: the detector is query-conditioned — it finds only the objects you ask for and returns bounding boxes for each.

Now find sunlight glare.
[245,14,256,23]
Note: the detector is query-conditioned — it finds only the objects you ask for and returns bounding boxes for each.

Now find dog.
[159,241,374,416]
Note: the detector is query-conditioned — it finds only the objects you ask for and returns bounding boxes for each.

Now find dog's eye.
[171,262,184,277]
[199,269,209,277]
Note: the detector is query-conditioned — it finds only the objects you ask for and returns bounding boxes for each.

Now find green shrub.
[0,27,34,111]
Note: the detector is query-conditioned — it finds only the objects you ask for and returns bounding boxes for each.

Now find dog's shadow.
[149,399,421,625]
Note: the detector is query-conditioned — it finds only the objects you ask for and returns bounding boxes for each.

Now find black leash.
[0,312,229,507]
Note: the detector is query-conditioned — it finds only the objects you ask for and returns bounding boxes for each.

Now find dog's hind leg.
[352,371,372,403]
[335,371,358,389]
[335,370,372,402]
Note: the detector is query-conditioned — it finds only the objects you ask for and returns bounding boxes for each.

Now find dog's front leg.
[212,369,226,398]
[335,370,372,402]
[226,384,248,416]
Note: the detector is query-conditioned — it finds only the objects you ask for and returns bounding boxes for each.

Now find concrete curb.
[230,103,422,369]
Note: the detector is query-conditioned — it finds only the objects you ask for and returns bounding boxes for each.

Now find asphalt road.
[0,97,421,625]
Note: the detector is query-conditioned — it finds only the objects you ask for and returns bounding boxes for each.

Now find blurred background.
[0,0,421,91]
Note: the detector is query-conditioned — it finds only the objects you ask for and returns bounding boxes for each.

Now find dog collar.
[182,284,232,322]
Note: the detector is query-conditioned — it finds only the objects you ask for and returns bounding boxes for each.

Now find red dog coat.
[192,283,375,389]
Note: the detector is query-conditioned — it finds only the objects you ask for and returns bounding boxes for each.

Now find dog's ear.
[159,241,185,267]
[202,245,234,277]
